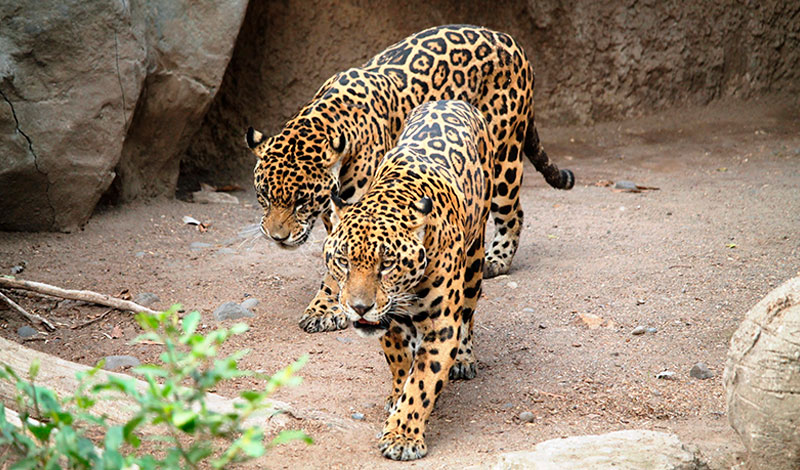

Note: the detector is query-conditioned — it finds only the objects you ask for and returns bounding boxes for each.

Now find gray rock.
[351,412,365,421]
[10,264,24,274]
[522,307,536,313]
[646,327,658,334]
[134,251,146,258]
[518,411,535,423]
[240,298,259,310]
[631,326,647,335]
[102,355,140,371]
[502,402,514,409]
[475,430,703,470]
[336,336,353,344]
[189,242,212,251]
[17,325,38,338]
[213,301,254,321]
[134,292,160,307]
[614,180,639,190]
[690,363,713,380]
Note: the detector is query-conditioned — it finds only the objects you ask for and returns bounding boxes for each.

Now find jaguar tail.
[523,122,575,190]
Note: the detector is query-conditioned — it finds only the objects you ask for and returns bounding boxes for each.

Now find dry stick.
[0,277,158,315]
[72,309,113,329]
[0,290,56,331]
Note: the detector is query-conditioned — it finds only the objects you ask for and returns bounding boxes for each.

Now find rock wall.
[0,0,248,231]
[182,0,800,188]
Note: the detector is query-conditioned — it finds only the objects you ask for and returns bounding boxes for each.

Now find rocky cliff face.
[183,0,799,191]
[0,0,247,231]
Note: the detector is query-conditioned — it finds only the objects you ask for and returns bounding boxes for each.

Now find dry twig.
[0,289,56,331]
[0,277,157,315]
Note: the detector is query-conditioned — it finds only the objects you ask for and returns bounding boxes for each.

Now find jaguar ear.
[330,186,350,221]
[409,196,432,242]
[246,127,265,150]
[331,135,347,154]
[413,196,432,216]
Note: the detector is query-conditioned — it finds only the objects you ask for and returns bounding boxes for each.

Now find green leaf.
[270,429,313,446]
[28,359,40,381]
[171,410,197,432]
[229,323,249,335]
[105,425,124,450]
[181,311,200,335]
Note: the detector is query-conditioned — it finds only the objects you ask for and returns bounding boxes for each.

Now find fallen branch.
[0,290,56,331]
[0,277,158,315]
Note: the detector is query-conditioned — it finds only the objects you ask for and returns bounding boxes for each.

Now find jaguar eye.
[380,259,396,273]
[335,255,349,270]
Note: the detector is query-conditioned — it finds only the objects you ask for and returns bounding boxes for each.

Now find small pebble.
[614,180,638,190]
[213,302,254,321]
[690,362,714,379]
[502,403,514,409]
[134,251,146,258]
[10,265,25,274]
[635,299,646,305]
[507,281,518,289]
[351,412,365,421]
[656,370,676,380]
[538,323,547,329]
[522,307,535,313]
[518,411,535,423]
[646,327,658,334]
[17,326,38,338]
[240,298,260,310]
[631,326,647,335]
[134,292,160,307]
[336,337,353,344]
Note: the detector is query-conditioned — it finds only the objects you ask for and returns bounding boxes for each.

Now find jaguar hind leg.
[485,139,524,279]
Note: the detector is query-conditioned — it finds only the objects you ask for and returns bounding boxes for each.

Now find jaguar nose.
[352,303,375,316]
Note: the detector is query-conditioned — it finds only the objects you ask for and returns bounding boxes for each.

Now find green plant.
[0,305,310,469]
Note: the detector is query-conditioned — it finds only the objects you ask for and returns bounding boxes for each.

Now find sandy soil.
[1,97,798,469]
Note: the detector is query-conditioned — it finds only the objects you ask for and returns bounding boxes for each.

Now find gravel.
[519,411,535,423]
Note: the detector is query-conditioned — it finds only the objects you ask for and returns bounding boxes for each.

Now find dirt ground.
[1,96,798,469]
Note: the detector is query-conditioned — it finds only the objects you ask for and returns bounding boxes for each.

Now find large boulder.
[724,277,800,470]
[0,0,145,231]
[474,430,704,470]
[0,0,248,231]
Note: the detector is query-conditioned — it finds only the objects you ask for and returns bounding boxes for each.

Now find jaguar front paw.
[379,430,427,461]
[298,304,349,333]
[449,360,477,380]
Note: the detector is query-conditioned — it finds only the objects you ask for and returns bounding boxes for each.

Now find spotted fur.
[324,101,492,460]
[246,25,574,333]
